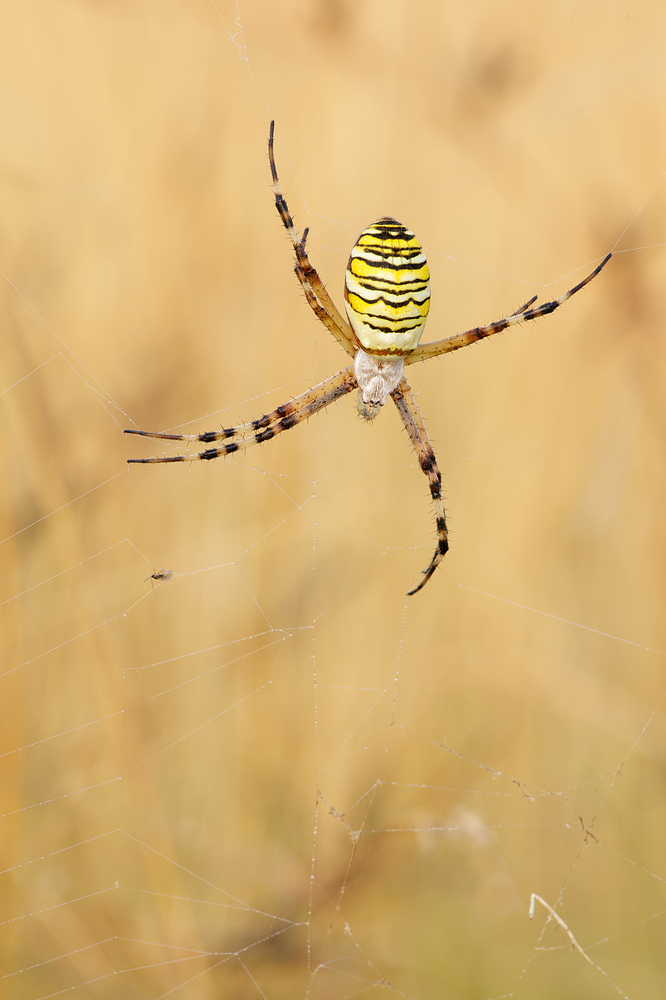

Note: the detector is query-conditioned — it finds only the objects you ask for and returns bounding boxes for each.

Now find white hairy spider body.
[354,350,405,420]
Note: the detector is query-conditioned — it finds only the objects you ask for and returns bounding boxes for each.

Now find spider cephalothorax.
[126,121,611,595]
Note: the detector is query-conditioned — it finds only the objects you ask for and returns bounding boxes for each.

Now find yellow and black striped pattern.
[344,217,430,356]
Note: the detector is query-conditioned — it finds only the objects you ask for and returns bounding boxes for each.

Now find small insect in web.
[126,121,611,595]
[145,568,173,588]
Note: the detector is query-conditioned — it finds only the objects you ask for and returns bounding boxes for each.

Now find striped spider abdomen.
[344,217,431,356]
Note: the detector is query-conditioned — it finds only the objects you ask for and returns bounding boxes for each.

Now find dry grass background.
[1,1,666,997]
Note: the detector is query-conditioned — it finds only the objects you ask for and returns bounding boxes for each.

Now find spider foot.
[407,537,448,596]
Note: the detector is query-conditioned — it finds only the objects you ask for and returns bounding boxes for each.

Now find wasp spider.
[126,122,611,595]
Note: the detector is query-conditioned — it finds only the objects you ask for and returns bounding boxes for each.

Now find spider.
[126,121,611,595]
[145,568,173,586]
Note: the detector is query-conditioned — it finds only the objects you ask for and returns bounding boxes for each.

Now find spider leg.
[508,294,538,316]
[125,402,307,446]
[268,121,357,358]
[405,253,611,366]
[293,260,359,352]
[126,367,357,464]
[390,377,448,595]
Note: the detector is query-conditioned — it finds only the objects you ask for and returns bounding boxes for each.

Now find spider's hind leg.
[267,121,357,359]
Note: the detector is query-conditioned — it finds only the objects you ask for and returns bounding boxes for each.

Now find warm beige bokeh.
[1,1,665,997]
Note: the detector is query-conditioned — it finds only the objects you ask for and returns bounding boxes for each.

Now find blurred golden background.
[1,1,665,997]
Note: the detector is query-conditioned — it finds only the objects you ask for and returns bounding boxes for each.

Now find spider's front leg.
[390,378,448,595]
[125,367,357,463]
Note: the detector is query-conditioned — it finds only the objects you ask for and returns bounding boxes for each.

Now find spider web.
[2,2,666,998]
